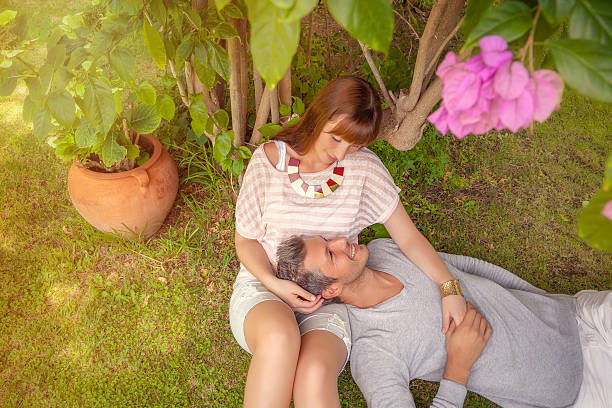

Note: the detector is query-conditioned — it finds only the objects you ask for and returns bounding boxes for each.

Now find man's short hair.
[276,235,339,304]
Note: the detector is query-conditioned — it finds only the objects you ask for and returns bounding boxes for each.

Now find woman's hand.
[442,295,467,334]
[270,278,325,314]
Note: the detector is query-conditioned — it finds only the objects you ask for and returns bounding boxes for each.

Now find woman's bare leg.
[243,300,301,408]
[293,330,347,408]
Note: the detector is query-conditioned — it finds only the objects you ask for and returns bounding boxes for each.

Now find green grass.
[1,1,611,407]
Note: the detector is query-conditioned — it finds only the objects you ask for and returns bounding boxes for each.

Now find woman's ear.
[322,284,341,299]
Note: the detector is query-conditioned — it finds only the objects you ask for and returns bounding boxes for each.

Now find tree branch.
[423,16,464,82]
[250,87,271,145]
[359,41,395,109]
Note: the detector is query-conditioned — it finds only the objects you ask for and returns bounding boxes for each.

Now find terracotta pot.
[67,134,179,238]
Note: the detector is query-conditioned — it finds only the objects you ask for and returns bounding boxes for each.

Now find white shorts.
[573,290,612,408]
[229,274,352,368]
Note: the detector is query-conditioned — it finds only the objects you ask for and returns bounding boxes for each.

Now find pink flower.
[441,68,481,113]
[429,35,565,139]
[494,61,530,99]
[602,200,612,221]
[532,70,564,122]
[428,106,449,135]
[479,35,513,68]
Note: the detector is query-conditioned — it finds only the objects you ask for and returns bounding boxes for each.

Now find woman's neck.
[287,145,330,173]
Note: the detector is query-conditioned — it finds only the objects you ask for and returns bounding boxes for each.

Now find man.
[276,236,611,408]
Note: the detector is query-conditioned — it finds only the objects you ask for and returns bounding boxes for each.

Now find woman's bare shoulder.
[262,141,279,167]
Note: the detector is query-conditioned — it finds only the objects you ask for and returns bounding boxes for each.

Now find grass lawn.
[1,1,611,407]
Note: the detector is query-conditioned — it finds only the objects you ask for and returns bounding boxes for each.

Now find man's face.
[302,236,369,286]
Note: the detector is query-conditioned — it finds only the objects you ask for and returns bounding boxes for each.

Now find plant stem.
[15,56,37,74]
[519,7,541,68]
[359,41,395,109]
[393,9,419,38]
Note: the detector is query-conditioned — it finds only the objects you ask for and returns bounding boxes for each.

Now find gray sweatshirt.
[348,239,582,408]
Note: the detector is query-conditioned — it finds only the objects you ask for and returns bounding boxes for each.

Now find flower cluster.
[428,35,564,139]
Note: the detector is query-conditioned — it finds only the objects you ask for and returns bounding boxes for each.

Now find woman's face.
[311,116,361,165]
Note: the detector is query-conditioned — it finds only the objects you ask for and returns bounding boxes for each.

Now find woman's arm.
[235,231,323,313]
[384,202,466,331]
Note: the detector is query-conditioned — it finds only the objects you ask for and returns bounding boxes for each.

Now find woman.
[230,76,466,407]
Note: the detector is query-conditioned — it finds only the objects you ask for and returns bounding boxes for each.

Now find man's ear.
[322,284,341,299]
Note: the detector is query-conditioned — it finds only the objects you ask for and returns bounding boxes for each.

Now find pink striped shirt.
[235,142,400,281]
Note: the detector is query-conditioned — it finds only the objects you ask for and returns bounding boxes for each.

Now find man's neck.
[339,267,404,308]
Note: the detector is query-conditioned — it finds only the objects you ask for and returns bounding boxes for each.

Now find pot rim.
[70,134,162,180]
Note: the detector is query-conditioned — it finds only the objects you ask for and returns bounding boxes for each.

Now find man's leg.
[572,290,612,407]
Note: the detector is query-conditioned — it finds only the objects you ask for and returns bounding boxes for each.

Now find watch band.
[439,279,463,297]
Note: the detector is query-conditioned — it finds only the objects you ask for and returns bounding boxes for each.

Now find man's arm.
[432,302,493,407]
[351,303,492,408]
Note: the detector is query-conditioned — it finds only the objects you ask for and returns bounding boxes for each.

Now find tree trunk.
[228,16,248,147]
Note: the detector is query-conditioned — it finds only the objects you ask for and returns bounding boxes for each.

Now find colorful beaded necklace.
[287,156,344,199]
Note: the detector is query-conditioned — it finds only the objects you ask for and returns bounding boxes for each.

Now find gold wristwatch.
[439,279,463,297]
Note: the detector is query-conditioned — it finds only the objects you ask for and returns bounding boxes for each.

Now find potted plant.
[0,6,179,238]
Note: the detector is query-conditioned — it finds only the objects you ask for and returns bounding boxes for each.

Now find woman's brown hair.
[273,76,382,155]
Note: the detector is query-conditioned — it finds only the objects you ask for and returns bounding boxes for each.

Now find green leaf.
[156,94,175,121]
[549,39,612,102]
[221,4,244,19]
[189,99,209,136]
[578,187,612,252]
[220,157,232,171]
[47,44,66,68]
[80,78,116,135]
[213,109,229,129]
[237,145,252,159]
[206,40,231,81]
[246,0,300,87]
[33,108,53,140]
[110,46,135,82]
[279,104,291,116]
[462,0,496,38]
[75,118,97,147]
[114,91,123,115]
[67,47,89,70]
[327,0,393,53]
[539,0,576,24]
[143,19,166,70]
[464,1,533,49]
[287,4,321,25]
[271,0,295,8]
[213,22,239,39]
[98,134,127,167]
[48,90,76,127]
[604,153,612,190]
[194,42,217,89]
[215,0,232,11]
[0,77,17,96]
[175,33,194,62]
[129,104,162,134]
[22,94,38,122]
[292,96,305,115]
[231,157,244,176]
[0,10,17,26]
[569,0,612,45]
[257,123,282,139]
[136,151,150,166]
[371,223,390,239]
[126,143,140,160]
[136,81,157,105]
[213,131,232,162]
[150,0,167,24]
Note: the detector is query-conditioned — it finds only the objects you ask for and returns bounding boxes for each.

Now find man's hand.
[443,302,492,386]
